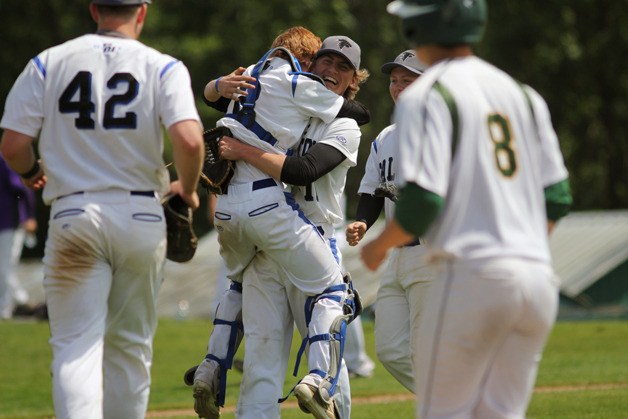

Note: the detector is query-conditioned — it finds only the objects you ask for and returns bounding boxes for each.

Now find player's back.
[32,34,188,202]
[421,57,561,262]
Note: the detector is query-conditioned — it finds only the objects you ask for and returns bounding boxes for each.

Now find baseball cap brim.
[315,48,358,70]
[380,62,423,75]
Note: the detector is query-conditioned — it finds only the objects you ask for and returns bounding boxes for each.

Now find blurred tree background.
[0,0,626,253]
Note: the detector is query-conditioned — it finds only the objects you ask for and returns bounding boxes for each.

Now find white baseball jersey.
[217,57,345,183]
[358,124,398,222]
[0,34,200,204]
[395,56,569,263]
[358,122,433,393]
[290,117,361,231]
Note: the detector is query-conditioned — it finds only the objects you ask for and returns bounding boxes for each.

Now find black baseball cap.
[315,36,361,70]
[381,50,426,75]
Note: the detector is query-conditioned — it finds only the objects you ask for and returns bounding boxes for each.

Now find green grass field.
[1,319,627,418]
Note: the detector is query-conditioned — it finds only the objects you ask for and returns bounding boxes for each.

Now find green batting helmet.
[387,0,487,46]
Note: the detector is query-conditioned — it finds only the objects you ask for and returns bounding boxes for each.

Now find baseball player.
[361,0,573,417]
[345,49,432,392]
[190,31,365,419]
[0,1,204,418]
[217,36,369,419]
[0,155,37,319]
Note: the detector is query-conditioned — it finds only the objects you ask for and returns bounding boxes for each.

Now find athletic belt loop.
[252,178,277,190]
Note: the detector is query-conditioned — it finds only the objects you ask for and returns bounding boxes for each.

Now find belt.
[56,190,155,201]
[252,178,277,190]
[224,178,277,195]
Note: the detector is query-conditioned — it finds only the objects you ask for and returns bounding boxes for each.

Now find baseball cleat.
[183,365,198,386]
[294,382,339,419]
[348,357,375,379]
[192,359,221,419]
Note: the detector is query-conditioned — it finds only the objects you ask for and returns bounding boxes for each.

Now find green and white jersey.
[0,34,201,204]
[394,56,569,263]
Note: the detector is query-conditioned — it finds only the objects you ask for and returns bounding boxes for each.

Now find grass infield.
[1,319,627,418]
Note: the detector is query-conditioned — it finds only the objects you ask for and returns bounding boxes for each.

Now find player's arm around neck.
[168,120,204,204]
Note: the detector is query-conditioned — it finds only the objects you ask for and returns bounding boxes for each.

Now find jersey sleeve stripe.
[291,74,298,97]
[433,81,460,160]
[32,56,46,79]
[373,141,378,153]
[519,84,541,144]
[159,60,179,79]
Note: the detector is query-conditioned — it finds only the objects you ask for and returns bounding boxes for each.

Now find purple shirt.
[0,155,36,232]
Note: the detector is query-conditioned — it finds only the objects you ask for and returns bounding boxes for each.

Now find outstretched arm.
[203,67,256,111]
[361,183,444,271]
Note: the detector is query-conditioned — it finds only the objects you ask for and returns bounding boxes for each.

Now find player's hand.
[217,67,257,100]
[22,164,47,190]
[218,135,247,161]
[22,218,38,234]
[345,221,367,246]
[168,180,200,211]
[360,239,389,271]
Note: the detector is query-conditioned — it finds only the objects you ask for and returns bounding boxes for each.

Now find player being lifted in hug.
[187,28,368,419]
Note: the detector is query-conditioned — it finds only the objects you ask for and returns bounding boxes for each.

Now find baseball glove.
[162,194,198,263]
[373,181,399,202]
[200,126,235,195]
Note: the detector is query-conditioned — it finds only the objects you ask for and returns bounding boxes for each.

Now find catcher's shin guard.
[201,281,244,407]
[290,276,362,401]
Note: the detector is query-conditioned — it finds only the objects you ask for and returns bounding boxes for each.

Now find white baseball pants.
[375,245,433,392]
[0,228,27,318]
[236,251,351,419]
[43,190,166,419]
[415,257,559,419]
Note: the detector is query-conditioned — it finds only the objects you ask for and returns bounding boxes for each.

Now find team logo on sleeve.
[335,135,347,144]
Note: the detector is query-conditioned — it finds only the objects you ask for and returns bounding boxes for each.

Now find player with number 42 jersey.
[1,33,199,205]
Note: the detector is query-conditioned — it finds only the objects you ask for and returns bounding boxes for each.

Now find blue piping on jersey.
[329,237,339,264]
[160,60,179,79]
[373,141,378,153]
[291,74,298,96]
[32,56,46,79]
[283,191,324,240]
[287,71,324,97]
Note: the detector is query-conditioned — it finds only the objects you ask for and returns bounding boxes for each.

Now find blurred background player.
[0,0,204,417]
[0,154,37,319]
[345,49,431,392]
[362,0,572,417]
